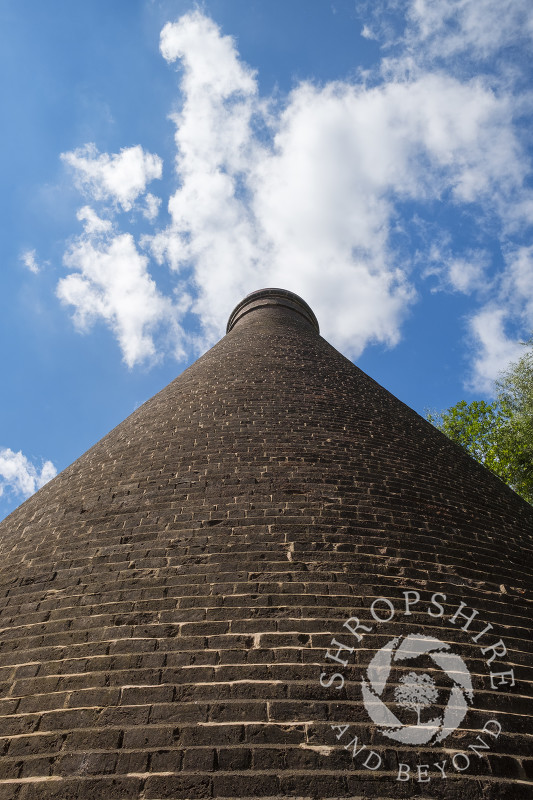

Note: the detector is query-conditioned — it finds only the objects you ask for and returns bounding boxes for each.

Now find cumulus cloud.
[160,13,257,102]
[361,25,377,41]
[468,246,533,390]
[143,193,162,221]
[57,207,187,367]
[424,246,489,294]
[57,6,533,382]
[61,143,162,211]
[446,257,486,294]
[20,249,40,274]
[0,448,56,500]
[501,245,533,323]
[144,10,530,358]
[362,0,533,68]
[468,308,524,393]
[405,0,533,61]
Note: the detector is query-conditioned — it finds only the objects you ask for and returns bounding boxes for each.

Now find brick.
[120,685,173,705]
[115,750,149,774]
[149,702,208,724]
[62,729,121,751]
[143,775,211,799]
[18,777,143,800]
[7,734,64,759]
[211,773,280,796]
[216,746,252,770]
[181,747,215,771]
[122,727,177,750]
[208,701,268,722]
[148,748,181,772]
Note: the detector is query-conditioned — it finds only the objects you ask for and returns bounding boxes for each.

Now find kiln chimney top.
[226,287,320,334]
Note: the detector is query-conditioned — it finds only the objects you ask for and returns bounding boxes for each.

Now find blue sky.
[1,0,532,520]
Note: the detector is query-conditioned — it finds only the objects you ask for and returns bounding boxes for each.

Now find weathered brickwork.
[0,288,531,799]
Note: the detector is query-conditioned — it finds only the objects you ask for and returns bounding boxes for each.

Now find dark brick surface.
[0,289,531,799]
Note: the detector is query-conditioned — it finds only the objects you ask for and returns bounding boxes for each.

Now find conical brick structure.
[0,288,531,800]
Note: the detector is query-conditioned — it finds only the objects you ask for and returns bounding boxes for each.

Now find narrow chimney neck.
[226,288,320,334]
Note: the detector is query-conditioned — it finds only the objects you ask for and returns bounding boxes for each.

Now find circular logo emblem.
[361,633,474,745]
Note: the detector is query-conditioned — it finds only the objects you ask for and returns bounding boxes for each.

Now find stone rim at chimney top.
[226,287,320,334]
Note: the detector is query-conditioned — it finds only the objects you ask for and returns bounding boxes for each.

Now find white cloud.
[501,245,533,322]
[20,249,40,274]
[406,0,533,61]
[143,193,161,221]
[57,208,187,367]
[361,0,533,67]
[77,205,112,235]
[61,143,162,211]
[56,8,532,382]
[468,308,524,393]
[0,448,56,500]
[424,247,489,294]
[160,12,257,102]
[145,12,529,359]
[468,246,533,390]
[361,25,377,41]
[447,258,485,294]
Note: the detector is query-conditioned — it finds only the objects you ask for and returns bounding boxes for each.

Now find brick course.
[0,288,531,798]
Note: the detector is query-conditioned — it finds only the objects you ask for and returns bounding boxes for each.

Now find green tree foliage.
[427,340,533,505]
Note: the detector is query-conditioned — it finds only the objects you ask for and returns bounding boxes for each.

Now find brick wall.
[0,290,531,799]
